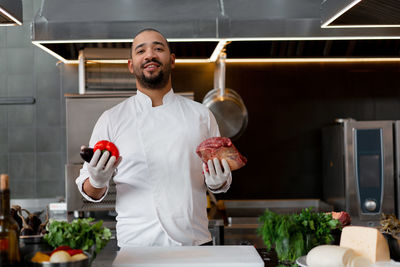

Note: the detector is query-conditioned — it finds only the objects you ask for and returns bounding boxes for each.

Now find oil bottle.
[0,174,21,266]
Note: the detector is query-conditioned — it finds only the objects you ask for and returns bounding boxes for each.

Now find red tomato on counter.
[50,246,84,257]
[50,245,72,256]
[67,249,84,256]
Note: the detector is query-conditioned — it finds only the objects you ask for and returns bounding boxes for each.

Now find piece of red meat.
[329,211,351,226]
[196,137,247,171]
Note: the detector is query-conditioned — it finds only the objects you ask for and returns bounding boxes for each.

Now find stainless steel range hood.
[0,0,22,26]
[31,0,400,63]
[321,0,400,28]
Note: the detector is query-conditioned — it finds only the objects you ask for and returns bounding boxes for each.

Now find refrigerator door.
[344,120,395,224]
[393,121,400,218]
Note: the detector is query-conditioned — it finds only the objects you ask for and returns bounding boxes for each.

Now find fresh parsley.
[258,207,341,265]
[43,218,112,256]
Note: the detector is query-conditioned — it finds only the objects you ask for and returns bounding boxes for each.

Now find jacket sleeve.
[208,109,221,138]
[75,111,112,202]
[206,109,232,194]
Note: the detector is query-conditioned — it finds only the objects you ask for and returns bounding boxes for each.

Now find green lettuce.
[44,217,112,256]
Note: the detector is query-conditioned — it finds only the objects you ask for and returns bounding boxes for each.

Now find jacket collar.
[136,88,175,112]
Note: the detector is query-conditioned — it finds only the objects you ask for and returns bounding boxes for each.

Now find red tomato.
[93,140,119,160]
[50,245,72,256]
[67,249,84,256]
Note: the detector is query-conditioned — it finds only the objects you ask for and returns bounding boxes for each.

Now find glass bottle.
[0,174,21,266]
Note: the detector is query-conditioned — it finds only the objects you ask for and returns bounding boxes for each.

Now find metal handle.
[0,97,35,105]
[364,200,377,212]
[78,50,86,94]
[218,52,226,97]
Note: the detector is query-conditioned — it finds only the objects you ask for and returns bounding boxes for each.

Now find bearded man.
[75,28,232,247]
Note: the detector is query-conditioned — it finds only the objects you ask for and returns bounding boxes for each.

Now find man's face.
[128,31,175,90]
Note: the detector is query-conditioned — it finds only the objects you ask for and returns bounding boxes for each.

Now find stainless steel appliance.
[322,119,397,226]
[65,94,129,212]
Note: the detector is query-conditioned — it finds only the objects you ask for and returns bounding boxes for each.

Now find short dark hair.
[129,28,172,59]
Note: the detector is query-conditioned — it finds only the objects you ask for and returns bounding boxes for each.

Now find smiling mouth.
[142,60,162,71]
[144,64,159,71]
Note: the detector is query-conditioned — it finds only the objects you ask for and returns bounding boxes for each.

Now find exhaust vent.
[32,0,400,62]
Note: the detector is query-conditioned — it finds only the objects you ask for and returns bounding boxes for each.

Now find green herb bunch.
[258,207,341,265]
[44,218,112,256]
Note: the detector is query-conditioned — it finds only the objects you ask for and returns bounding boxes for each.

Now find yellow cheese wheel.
[339,226,390,263]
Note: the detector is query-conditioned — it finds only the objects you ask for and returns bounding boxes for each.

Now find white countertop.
[112,245,264,267]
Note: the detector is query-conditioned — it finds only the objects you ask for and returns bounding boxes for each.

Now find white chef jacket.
[75,89,232,247]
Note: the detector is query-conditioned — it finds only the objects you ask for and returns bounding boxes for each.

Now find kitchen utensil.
[202,52,248,140]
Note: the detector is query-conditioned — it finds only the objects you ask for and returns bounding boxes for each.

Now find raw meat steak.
[196,137,247,171]
[330,211,351,226]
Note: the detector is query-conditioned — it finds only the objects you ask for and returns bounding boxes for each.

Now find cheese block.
[306,245,355,267]
[348,256,374,267]
[306,245,373,267]
[339,226,390,263]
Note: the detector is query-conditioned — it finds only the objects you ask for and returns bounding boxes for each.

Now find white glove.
[203,158,231,190]
[88,149,120,188]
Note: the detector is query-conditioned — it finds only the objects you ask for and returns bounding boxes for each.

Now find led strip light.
[320,0,400,28]
[0,6,22,26]
[321,0,362,28]
[32,35,400,64]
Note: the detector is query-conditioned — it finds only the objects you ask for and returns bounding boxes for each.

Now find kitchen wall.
[0,0,66,198]
[1,0,400,200]
[173,62,400,200]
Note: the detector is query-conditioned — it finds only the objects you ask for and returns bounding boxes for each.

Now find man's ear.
[170,53,176,69]
[128,59,134,73]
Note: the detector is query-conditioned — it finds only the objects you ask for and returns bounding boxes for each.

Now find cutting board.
[112,245,264,267]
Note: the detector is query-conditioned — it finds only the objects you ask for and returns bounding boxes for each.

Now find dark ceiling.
[42,39,400,61]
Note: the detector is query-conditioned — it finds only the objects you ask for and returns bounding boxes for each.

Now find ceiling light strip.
[34,38,221,44]
[63,58,400,65]
[323,24,400,29]
[209,40,229,62]
[32,41,69,63]
[225,58,400,63]
[85,59,211,64]
[321,0,362,28]
[0,6,22,25]
[226,36,400,41]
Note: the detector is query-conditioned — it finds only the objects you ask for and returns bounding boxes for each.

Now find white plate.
[296,256,307,267]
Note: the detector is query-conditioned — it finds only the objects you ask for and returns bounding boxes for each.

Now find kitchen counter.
[91,237,118,267]
[91,238,279,267]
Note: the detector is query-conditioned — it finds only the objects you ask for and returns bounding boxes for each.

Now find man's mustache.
[141,59,162,68]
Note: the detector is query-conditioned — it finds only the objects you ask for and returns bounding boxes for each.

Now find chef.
[75,28,232,247]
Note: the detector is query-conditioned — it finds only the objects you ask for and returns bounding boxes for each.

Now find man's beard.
[134,59,171,90]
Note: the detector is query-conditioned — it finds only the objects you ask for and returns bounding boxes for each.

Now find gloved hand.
[203,158,231,190]
[88,149,120,188]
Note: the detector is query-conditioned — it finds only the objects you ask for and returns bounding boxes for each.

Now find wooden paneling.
[172,62,400,199]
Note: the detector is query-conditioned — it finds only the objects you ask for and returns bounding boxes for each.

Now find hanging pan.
[202,52,248,140]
